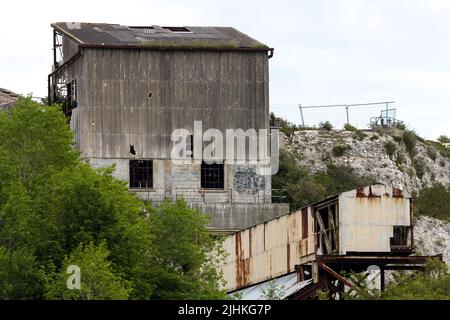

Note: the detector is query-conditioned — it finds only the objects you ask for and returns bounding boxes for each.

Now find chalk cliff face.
[282,129,450,193]
[282,128,450,266]
[414,216,450,266]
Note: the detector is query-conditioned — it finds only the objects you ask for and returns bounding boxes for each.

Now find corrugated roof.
[52,22,270,51]
[230,273,312,300]
[0,87,19,110]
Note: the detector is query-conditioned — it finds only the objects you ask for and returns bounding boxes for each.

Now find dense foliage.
[414,183,450,220]
[272,150,375,210]
[0,98,227,299]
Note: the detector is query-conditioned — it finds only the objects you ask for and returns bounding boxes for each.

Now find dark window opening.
[186,135,194,158]
[163,26,191,33]
[390,226,409,247]
[201,162,224,189]
[301,208,308,239]
[130,160,153,189]
[63,80,77,118]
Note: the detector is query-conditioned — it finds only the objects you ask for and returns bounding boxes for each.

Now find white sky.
[1,0,449,139]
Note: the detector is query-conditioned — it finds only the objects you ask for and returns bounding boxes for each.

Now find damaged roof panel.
[51,22,270,51]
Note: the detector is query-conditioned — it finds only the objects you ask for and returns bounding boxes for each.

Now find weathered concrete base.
[192,203,289,233]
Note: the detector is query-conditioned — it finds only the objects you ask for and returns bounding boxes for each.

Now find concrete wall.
[338,185,411,254]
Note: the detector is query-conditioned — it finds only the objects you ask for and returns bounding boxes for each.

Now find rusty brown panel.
[287,243,291,273]
[235,232,250,288]
[297,240,302,257]
[248,228,252,257]
[356,187,366,197]
[393,188,404,198]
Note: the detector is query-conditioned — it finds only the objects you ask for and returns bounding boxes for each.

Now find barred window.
[130,160,153,189]
[201,162,224,189]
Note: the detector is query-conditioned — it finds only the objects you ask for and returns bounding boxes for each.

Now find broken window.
[130,160,153,189]
[63,80,77,118]
[390,226,410,247]
[201,162,224,189]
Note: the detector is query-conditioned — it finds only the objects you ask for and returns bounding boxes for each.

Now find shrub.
[384,141,397,159]
[344,123,357,131]
[413,158,427,179]
[437,135,450,143]
[395,122,407,131]
[332,144,351,157]
[370,134,379,141]
[403,131,417,157]
[414,183,450,220]
[319,121,333,131]
[352,130,368,141]
[426,146,437,162]
[395,152,406,167]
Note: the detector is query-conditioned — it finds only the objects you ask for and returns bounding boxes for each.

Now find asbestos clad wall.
[338,185,411,254]
[222,207,315,292]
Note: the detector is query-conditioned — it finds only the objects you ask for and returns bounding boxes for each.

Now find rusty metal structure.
[221,184,443,299]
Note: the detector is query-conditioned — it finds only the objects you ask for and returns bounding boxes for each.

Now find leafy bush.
[437,135,450,143]
[332,144,351,157]
[403,130,417,157]
[272,151,375,210]
[413,158,427,179]
[344,123,357,131]
[395,122,407,131]
[414,183,450,220]
[384,141,398,159]
[426,146,437,162]
[352,130,368,141]
[395,152,406,167]
[319,121,333,131]
[370,134,379,141]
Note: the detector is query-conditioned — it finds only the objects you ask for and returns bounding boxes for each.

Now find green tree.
[0,98,226,299]
[414,183,450,220]
[44,242,132,300]
[146,198,228,300]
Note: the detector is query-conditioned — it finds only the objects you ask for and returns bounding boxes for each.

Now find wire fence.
[271,101,396,130]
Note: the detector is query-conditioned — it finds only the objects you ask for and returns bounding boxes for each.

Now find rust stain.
[287,243,291,273]
[356,187,366,197]
[235,232,250,288]
[393,188,404,198]
[297,240,303,257]
[357,186,381,198]
[248,228,252,257]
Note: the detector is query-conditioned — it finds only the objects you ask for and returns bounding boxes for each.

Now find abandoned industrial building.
[48,22,288,233]
[221,184,442,299]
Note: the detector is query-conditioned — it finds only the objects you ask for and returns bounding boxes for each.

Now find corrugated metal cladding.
[222,206,315,292]
[59,46,269,159]
[338,184,411,254]
[221,184,413,292]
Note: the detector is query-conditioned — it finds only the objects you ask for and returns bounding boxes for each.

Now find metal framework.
[292,253,443,300]
[298,101,396,128]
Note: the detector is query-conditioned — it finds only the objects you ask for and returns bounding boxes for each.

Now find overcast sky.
[1,0,449,139]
